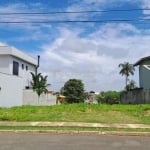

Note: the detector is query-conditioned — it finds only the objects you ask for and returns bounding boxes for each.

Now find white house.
[0,46,37,107]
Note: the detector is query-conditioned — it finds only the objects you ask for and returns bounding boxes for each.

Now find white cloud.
[142,0,150,15]
[71,0,141,8]
[0,3,57,42]
[37,22,150,91]
[1,0,150,92]
[0,42,7,46]
[83,0,105,3]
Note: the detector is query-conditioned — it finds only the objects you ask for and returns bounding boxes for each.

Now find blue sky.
[0,0,150,92]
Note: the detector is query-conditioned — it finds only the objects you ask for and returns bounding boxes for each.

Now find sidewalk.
[0,121,150,129]
[0,121,150,136]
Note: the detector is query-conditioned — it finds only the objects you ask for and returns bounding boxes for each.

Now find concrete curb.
[0,121,150,129]
[0,130,150,136]
[0,121,150,136]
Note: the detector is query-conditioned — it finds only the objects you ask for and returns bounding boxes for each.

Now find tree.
[96,91,120,104]
[30,72,50,103]
[119,62,135,87]
[125,80,137,91]
[62,79,85,103]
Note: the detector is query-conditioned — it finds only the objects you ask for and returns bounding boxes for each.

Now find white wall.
[0,55,11,74]
[0,55,36,107]
[10,56,36,89]
[0,55,36,89]
[0,72,23,107]
[23,90,56,106]
[0,46,37,66]
[0,47,37,107]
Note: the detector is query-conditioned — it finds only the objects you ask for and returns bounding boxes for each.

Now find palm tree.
[119,62,135,87]
[30,72,50,103]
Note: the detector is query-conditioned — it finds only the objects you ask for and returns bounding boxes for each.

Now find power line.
[0,19,150,24]
[0,8,150,15]
[0,8,149,24]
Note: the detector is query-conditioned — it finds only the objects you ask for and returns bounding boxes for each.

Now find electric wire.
[0,8,149,14]
[0,8,149,24]
[0,19,150,23]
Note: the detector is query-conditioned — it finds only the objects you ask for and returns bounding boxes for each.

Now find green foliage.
[0,104,150,124]
[30,72,50,99]
[60,87,64,94]
[119,62,135,87]
[96,91,121,104]
[125,80,137,91]
[83,92,90,100]
[62,79,85,103]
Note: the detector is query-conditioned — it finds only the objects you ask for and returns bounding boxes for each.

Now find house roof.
[0,46,37,66]
[134,56,150,66]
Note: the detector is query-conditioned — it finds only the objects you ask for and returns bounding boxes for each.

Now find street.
[0,133,149,150]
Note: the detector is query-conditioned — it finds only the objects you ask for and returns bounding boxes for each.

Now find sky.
[0,0,150,92]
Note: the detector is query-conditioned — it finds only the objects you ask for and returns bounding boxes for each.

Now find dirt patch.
[144,110,150,116]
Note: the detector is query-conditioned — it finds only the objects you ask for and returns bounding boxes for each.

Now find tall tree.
[30,72,50,103]
[119,62,135,87]
[62,79,85,103]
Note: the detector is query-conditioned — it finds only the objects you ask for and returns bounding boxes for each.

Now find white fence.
[23,90,57,106]
[0,71,57,107]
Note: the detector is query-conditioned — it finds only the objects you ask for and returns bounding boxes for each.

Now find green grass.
[0,104,150,124]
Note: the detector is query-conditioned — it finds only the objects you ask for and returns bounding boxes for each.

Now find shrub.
[62,79,85,103]
[96,91,120,104]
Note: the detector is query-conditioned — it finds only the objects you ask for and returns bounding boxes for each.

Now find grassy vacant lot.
[0,104,150,124]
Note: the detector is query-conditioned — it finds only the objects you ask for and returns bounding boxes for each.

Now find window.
[22,64,24,70]
[26,65,28,71]
[13,61,19,76]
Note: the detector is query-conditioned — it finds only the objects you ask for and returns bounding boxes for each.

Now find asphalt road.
[0,133,150,150]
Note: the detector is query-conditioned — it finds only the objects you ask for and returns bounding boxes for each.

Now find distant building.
[121,56,150,104]
[85,91,97,104]
[0,46,37,107]
[134,56,150,89]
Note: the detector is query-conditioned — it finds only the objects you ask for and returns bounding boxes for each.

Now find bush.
[62,79,85,103]
[96,91,120,104]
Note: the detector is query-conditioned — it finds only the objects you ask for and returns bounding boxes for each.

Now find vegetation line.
[0,104,150,124]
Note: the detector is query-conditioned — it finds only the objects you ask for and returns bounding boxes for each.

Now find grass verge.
[0,104,150,124]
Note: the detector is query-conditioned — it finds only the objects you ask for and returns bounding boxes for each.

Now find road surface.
[0,133,149,150]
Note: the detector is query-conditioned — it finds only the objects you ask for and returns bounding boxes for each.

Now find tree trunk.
[38,96,40,104]
[125,76,128,87]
